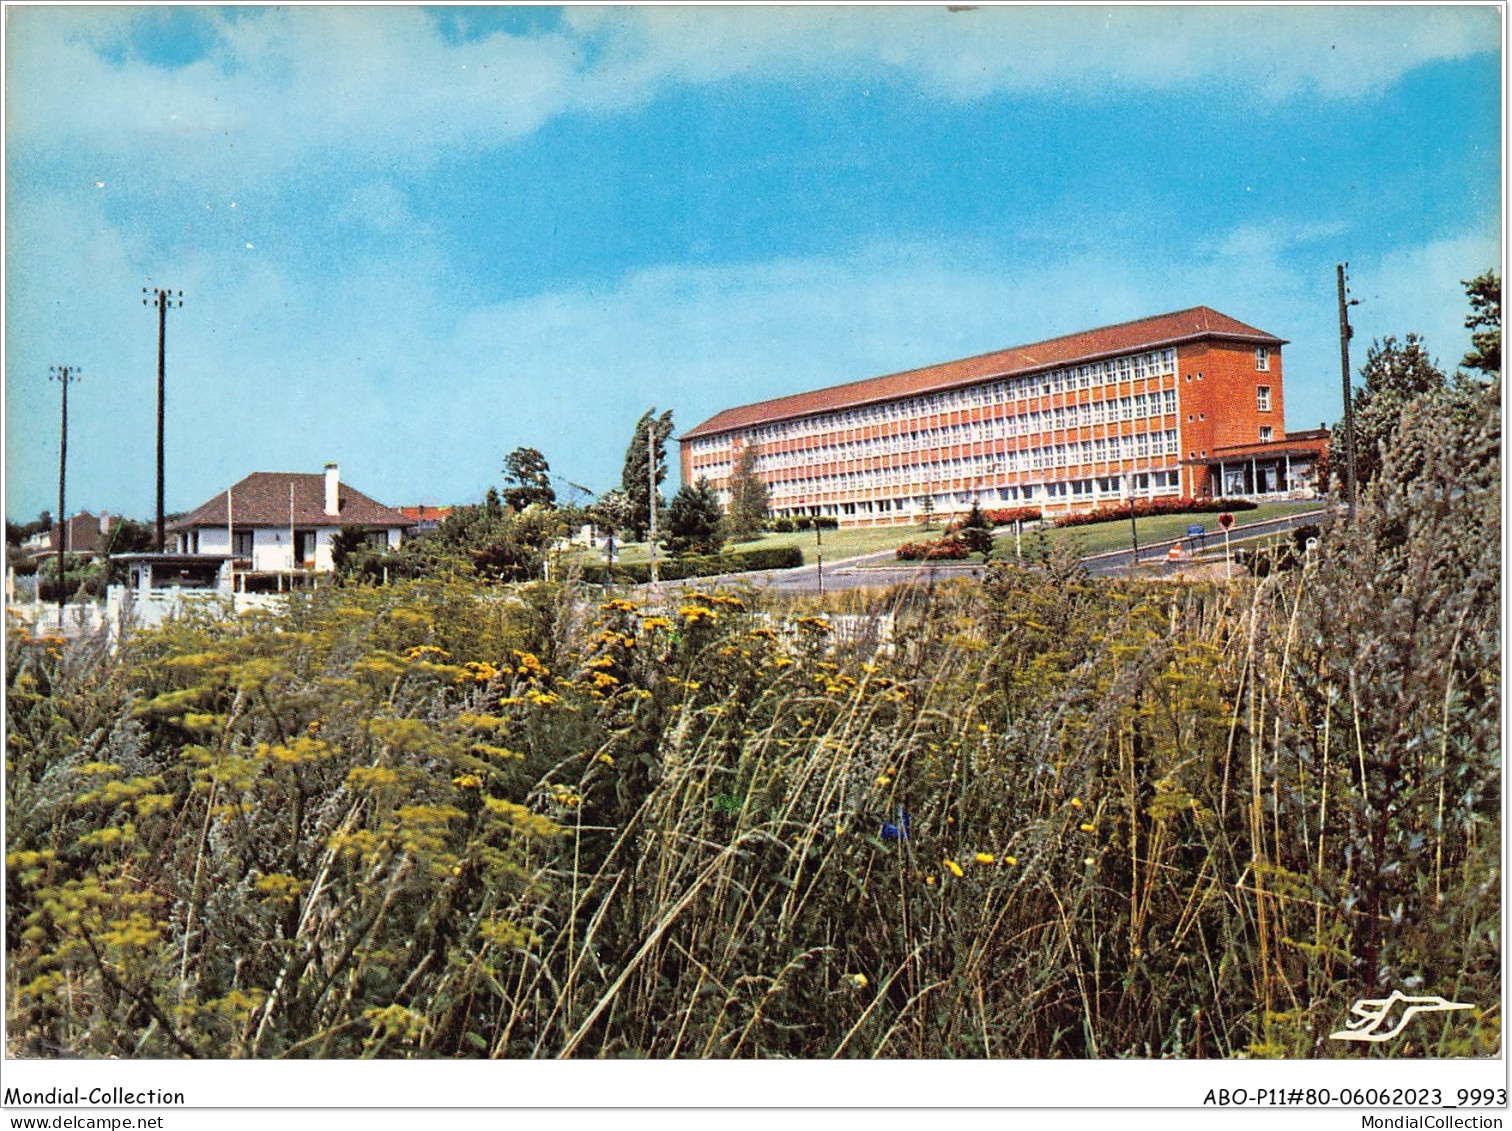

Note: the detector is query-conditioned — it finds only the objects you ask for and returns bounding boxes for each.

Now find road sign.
[1187,524,1205,537]
[1218,512,1234,530]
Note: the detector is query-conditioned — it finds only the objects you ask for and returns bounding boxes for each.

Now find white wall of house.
[179,525,404,573]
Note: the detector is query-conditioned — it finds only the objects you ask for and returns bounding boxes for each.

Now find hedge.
[578,544,805,584]
[981,506,1043,526]
[766,515,840,533]
[1052,496,1257,529]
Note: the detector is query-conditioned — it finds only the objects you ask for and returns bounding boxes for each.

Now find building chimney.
[324,463,340,517]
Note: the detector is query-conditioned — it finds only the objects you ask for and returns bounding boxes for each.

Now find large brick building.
[679,306,1327,527]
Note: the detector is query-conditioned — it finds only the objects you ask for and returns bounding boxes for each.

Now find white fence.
[8,602,110,637]
[104,587,289,634]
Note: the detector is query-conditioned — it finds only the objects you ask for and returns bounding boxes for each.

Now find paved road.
[1078,508,1330,577]
[649,507,1334,595]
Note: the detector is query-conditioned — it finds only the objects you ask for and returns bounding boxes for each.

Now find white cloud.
[564,6,1497,102]
[5,5,1498,179]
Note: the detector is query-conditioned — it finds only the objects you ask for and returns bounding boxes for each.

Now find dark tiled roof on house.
[169,472,413,532]
[681,306,1286,439]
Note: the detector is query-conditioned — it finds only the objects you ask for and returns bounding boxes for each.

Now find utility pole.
[1336,264,1360,511]
[143,285,183,550]
[50,365,79,623]
[647,419,659,589]
[1128,492,1140,573]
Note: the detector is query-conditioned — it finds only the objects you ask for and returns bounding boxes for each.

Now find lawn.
[561,501,1328,572]
[1039,499,1329,558]
[595,523,942,567]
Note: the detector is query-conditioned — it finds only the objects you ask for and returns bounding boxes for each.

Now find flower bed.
[1052,496,1257,529]
[896,535,971,561]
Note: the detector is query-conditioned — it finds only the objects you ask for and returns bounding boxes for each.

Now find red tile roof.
[169,472,413,532]
[681,306,1286,439]
[396,505,454,522]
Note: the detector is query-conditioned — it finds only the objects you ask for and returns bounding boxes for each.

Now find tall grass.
[6,382,1499,1059]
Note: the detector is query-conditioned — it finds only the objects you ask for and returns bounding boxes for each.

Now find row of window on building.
[724,391,1183,476]
[686,345,1187,460]
[759,432,1184,505]
[780,470,1185,518]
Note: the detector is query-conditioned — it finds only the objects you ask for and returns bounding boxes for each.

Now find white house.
[167,463,412,577]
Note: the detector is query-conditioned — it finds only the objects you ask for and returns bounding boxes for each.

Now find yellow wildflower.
[974,852,995,865]
[1080,823,1096,833]
[944,859,964,878]
[925,875,937,886]
[512,650,548,678]
[451,774,482,790]
[849,973,869,989]
[1004,855,1018,866]
[1070,797,1083,808]
[641,616,673,631]
[595,753,614,766]
[876,775,892,787]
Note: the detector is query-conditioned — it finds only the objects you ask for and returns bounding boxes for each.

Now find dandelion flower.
[1004,855,1018,866]
[1070,797,1083,808]
[925,875,936,886]
[974,852,995,865]
[944,859,964,878]
[849,973,869,989]
[1080,822,1096,833]
[876,775,892,787]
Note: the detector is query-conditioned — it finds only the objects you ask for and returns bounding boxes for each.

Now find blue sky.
[4,4,1502,523]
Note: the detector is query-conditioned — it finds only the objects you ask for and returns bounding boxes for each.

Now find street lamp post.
[815,511,823,595]
[797,497,822,594]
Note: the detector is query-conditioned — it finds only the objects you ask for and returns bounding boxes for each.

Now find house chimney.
[325,463,340,517]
